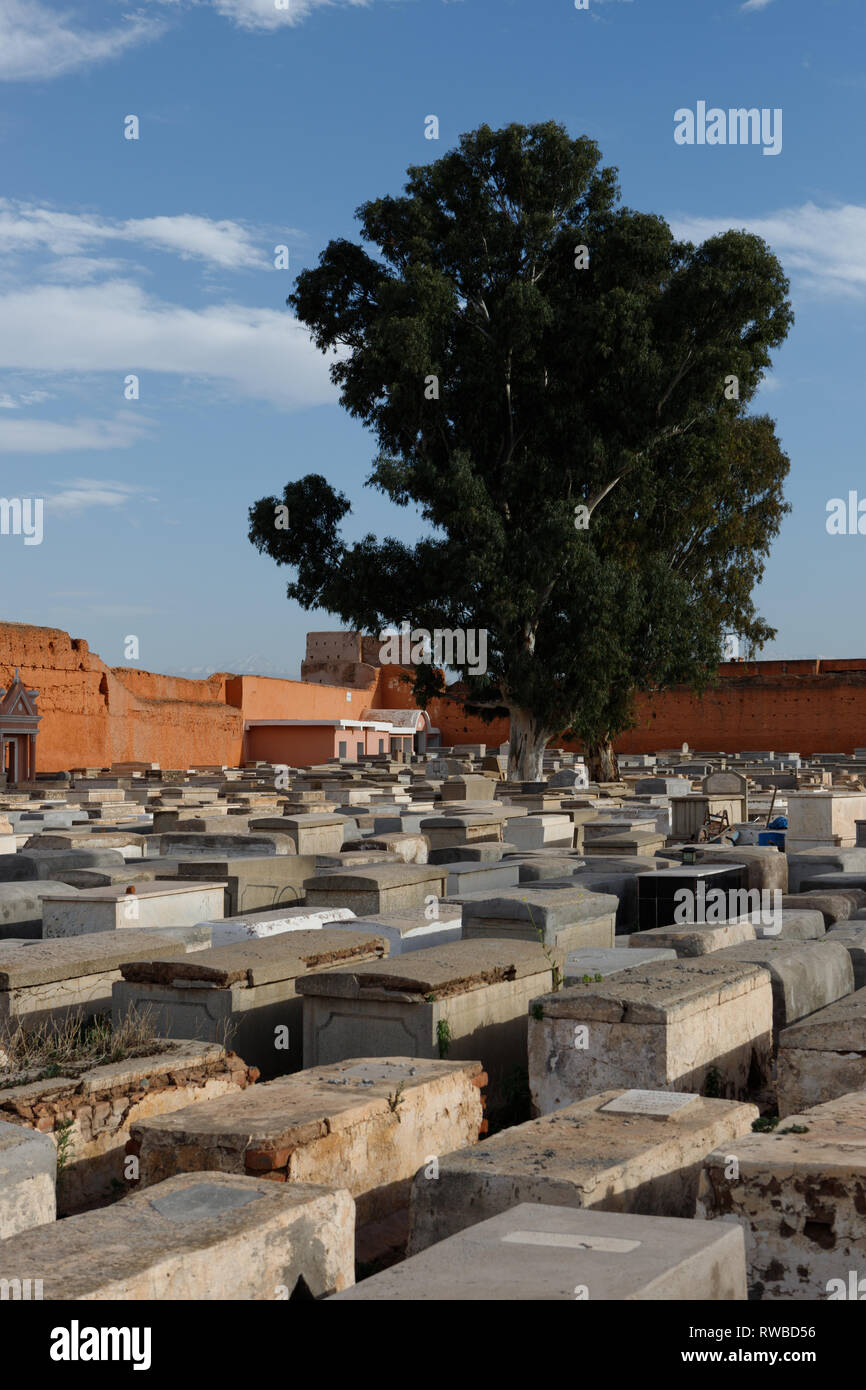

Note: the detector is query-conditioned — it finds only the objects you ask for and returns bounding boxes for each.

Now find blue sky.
[1,0,864,677]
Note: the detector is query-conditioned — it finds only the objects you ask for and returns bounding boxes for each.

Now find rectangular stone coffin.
[627,920,758,956]
[0,1118,55,1239]
[113,929,388,1080]
[408,1088,757,1253]
[785,791,866,852]
[528,958,773,1115]
[333,1201,746,1301]
[419,813,505,851]
[339,907,462,956]
[787,848,866,894]
[279,814,349,856]
[824,924,866,988]
[716,940,854,1044]
[132,1056,483,1231]
[698,1093,866,1300]
[460,881,617,951]
[156,831,293,858]
[297,939,561,1111]
[0,929,202,1028]
[0,881,83,941]
[171,855,317,914]
[506,814,574,850]
[25,832,147,860]
[776,985,866,1117]
[42,883,226,937]
[303,863,447,915]
[204,905,356,947]
[440,860,520,896]
[0,1042,255,1214]
[0,1172,353,1299]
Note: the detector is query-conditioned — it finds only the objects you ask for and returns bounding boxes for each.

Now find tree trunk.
[584,736,619,783]
[507,709,550,782]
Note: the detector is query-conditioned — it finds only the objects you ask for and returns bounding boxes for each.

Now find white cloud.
[670,203,866,298]
[210,0,374,32]
[741,0,775,11]
[0,280,339,407]
[0,201,272,270]
[45,478,151,511]
[0,0,164,81]
[0,388,52,409]
[0,412,150,453]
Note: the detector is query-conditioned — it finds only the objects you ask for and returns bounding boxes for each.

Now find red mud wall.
[6,619,866,771]
[376,662,866,757]
[0,623,242,771]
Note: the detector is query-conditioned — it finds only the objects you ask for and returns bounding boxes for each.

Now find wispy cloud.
[0,388,53,409]
[0,0,164,82]
[0,280,339,408]
[0,412,151,453]
[670,202,866,299]
[740,0,775,12]
[210,0,379,33]
[45,478,152,512]
[0,202,274,270]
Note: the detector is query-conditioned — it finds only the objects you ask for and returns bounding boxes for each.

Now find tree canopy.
[249,121,792,779]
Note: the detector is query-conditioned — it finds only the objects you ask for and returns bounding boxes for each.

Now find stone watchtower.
[0,669,40,784]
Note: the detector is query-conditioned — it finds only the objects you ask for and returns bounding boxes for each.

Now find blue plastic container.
[758,830,786,850]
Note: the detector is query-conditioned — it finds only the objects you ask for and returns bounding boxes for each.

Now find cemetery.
[0,710,864,1305]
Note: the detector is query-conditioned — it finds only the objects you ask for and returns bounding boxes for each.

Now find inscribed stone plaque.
[600,1090,700,1118]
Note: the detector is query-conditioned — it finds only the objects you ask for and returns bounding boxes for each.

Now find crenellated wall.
[0,623,242,771]
[4,619,866,771]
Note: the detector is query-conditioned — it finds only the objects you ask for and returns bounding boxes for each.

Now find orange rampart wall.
[5,620,866,770]
[420,663,866,756]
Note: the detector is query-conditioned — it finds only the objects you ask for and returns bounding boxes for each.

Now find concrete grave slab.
[41,882,226,937]
[0,1118,56,1239]
[787,848,866,894]
[169,855,318,914]
[715,939,854,1042]
[0,848,127,883]
[408,1088,757,1252]
[727,908,825,941]
[278,814,352,856]
[1,1042,255,1213]
[132,1056,483,1236]
[528,957,773,1115]
[25,832,146,860]
[334,1202,746,1301]
[0,928,204,1028]
[627,920,758,956]
[337,906,462,956]
[297,938,561,1112]
[157,831,294,858]
[202,905,356,947]
[113,928,388,1079]
[459,881,617,951]
[303,863,447,915]
[563,946,676,983]
[824,924,866,988]
[0,881,82,941]
[0,1171,354,1299]
[781,891,862,927]
[698,1092,866,1300]
[777,985,866,1116]
[438,860,520,896]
